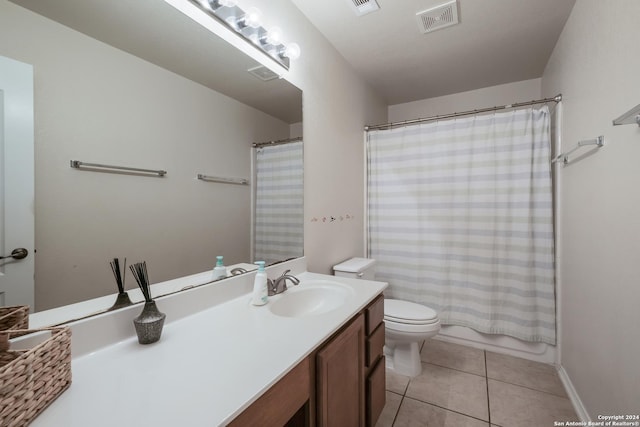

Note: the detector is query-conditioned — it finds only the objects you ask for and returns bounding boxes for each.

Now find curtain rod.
[365,94,562,131]
[252,136,302,148]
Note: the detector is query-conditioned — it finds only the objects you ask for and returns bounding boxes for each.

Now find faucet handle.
[279,269,291,277]
[267,278,278,296]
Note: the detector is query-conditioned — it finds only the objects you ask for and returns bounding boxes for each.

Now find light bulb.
[283,42,301,60]
[265,26,283,45]
[244,7,262,29]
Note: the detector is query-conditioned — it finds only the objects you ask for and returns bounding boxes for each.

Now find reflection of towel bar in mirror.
[551,136,605,165]
[70,160,167,176]
[196,174,249,185]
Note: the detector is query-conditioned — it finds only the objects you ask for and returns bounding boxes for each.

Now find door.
[0,55,34,308]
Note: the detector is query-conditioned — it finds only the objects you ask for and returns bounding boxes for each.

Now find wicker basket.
[0,306,29,332]
[0,327,72,427]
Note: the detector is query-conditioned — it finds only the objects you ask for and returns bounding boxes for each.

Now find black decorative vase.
[108,292,133,311]
[133,301,166,345]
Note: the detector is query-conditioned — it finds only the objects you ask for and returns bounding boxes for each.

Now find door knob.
[0,248,28,260]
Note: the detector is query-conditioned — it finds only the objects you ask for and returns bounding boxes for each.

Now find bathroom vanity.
[25,257,387,426]
[230,294,386,427]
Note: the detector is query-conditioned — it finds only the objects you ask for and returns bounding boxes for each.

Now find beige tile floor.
[376,339,578,427]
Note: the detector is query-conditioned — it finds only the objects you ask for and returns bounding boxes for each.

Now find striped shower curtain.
[254,141,304,265]
[367,107,556,344]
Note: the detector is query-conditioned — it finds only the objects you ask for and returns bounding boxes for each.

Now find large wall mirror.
[0,0,303,319]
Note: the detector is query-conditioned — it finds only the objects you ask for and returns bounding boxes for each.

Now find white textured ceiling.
[291,0,576,105]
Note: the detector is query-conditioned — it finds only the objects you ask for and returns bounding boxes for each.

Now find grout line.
[421,360,487,379]
[485,350,492,425]
[401,395,491,424]
[390,394,404,427]
[402,375,410,395]
[488,377,571,399]
[390,367,412,426]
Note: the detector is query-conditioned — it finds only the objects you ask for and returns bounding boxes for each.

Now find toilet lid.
[384,299,439,325]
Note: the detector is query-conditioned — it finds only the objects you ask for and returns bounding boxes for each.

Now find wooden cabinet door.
[316,313,365,427]
[366,356,386,427]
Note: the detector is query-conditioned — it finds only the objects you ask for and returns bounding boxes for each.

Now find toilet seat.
[385,318,441,334]
[384,299,440,334]
[384,299,439,324]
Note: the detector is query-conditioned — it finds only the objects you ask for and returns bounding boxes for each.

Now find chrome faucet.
[230,267,248,276]
[268,269,300,296]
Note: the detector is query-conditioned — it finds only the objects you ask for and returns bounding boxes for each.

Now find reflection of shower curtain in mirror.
[254,141,304,265]
[368,107,556,344]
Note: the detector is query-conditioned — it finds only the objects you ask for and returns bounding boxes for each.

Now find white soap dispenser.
[250,261,268,306]
[212,256,227,281]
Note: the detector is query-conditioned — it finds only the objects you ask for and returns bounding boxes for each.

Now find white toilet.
[333,257,441,377]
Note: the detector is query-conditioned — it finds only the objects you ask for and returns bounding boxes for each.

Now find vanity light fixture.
[262,26,282,46]
[281,42,301,60]
[198,0,237,11]
[226,6,262,31]
[165,0,300,73]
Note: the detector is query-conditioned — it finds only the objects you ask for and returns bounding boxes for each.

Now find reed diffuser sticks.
[108,258,133,310]
[129,261,166,345]
[129,261,152,303]
[109,258,126,293]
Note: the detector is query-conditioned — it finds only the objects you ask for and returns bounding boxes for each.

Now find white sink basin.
[269,280,354,318]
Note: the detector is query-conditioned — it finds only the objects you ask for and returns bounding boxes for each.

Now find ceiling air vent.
[347,0,380,17]
[416,0,460,34]
[247,65,280,82]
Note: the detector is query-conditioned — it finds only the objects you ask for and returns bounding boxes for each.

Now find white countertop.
[29,264,387,427]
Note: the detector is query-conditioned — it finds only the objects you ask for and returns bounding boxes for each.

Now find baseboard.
[557,365,590,422]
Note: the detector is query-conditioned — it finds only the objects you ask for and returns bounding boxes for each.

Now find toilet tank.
[333,257,376,280]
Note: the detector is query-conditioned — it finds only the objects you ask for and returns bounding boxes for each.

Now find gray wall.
[0,1,290,310]
[389,78,542,122]
[542,0,640,417]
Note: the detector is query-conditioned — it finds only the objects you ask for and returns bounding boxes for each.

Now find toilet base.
[384,341,422,377]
